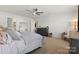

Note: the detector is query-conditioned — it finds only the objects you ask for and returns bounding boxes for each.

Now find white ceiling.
[0,5,78,17]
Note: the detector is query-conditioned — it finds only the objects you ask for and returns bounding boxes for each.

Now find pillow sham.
[0,32,7,44]
[15,31,22,37]
[6,33,13,44]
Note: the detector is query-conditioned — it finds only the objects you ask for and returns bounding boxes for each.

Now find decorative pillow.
[7,29,21,40]
[0,32,7,44]
[0,32,14,44]
[6,33,13,44]
[15,31,22,37]
[0,35,3,44]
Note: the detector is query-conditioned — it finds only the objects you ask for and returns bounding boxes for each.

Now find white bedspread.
[12,39,25,53]
[0,33,18,54]
[15,32,42,53]
[21,32,42,43]
[0,43,17,54]
[0,31,42,54]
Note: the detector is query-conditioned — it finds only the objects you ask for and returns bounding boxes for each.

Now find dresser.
[36,27,48,36]
[69,31,79,54]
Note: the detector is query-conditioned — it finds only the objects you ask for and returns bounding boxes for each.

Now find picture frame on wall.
[7,17,13,29]
[19,22,28,32]
[7,17,16,30]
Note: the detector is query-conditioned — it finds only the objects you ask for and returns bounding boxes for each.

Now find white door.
[30,19,35,32]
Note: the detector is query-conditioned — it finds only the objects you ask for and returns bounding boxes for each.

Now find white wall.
[0,11,33,32]
[30,19,36,32]
[0,7,77,38]
[38,12,78,38]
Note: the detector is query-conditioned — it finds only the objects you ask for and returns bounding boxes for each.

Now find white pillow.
[6,33,13,44]
[0,32,7,44]
[7,30,21,40]
[0,33,13,44]
[15,31,22,37]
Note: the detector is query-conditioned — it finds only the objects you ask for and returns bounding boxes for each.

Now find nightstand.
[48,33,52,37]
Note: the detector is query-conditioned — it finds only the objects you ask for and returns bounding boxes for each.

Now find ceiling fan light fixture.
[33,8,38,12]
[32,12,36,15]
[26,8,44,16]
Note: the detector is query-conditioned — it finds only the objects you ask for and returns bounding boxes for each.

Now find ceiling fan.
[25,8,44,16]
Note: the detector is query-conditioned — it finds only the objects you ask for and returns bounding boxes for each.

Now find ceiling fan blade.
[25,8,44,16]
[26,10,33,13]
[36,13,40,15]
[25,13,35,17]
[36,12,44,15]
[37,12,44,13]
[25,12,33,15]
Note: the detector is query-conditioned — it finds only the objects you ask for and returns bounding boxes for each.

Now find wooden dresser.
[36,27,48,36]
[69,31,79,39]
[69,31,79,54]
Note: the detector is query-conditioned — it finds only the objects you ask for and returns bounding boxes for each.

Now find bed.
[0,30,43,54]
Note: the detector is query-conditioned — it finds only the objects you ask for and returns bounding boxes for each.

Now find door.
[30,19,36,32]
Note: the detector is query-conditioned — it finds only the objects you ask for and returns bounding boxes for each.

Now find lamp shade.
[71,18,78,31]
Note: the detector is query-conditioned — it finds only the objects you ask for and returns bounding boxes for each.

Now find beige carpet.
[30,37,70,54]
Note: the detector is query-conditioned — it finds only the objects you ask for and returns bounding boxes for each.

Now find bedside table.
[48,33,52,37]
